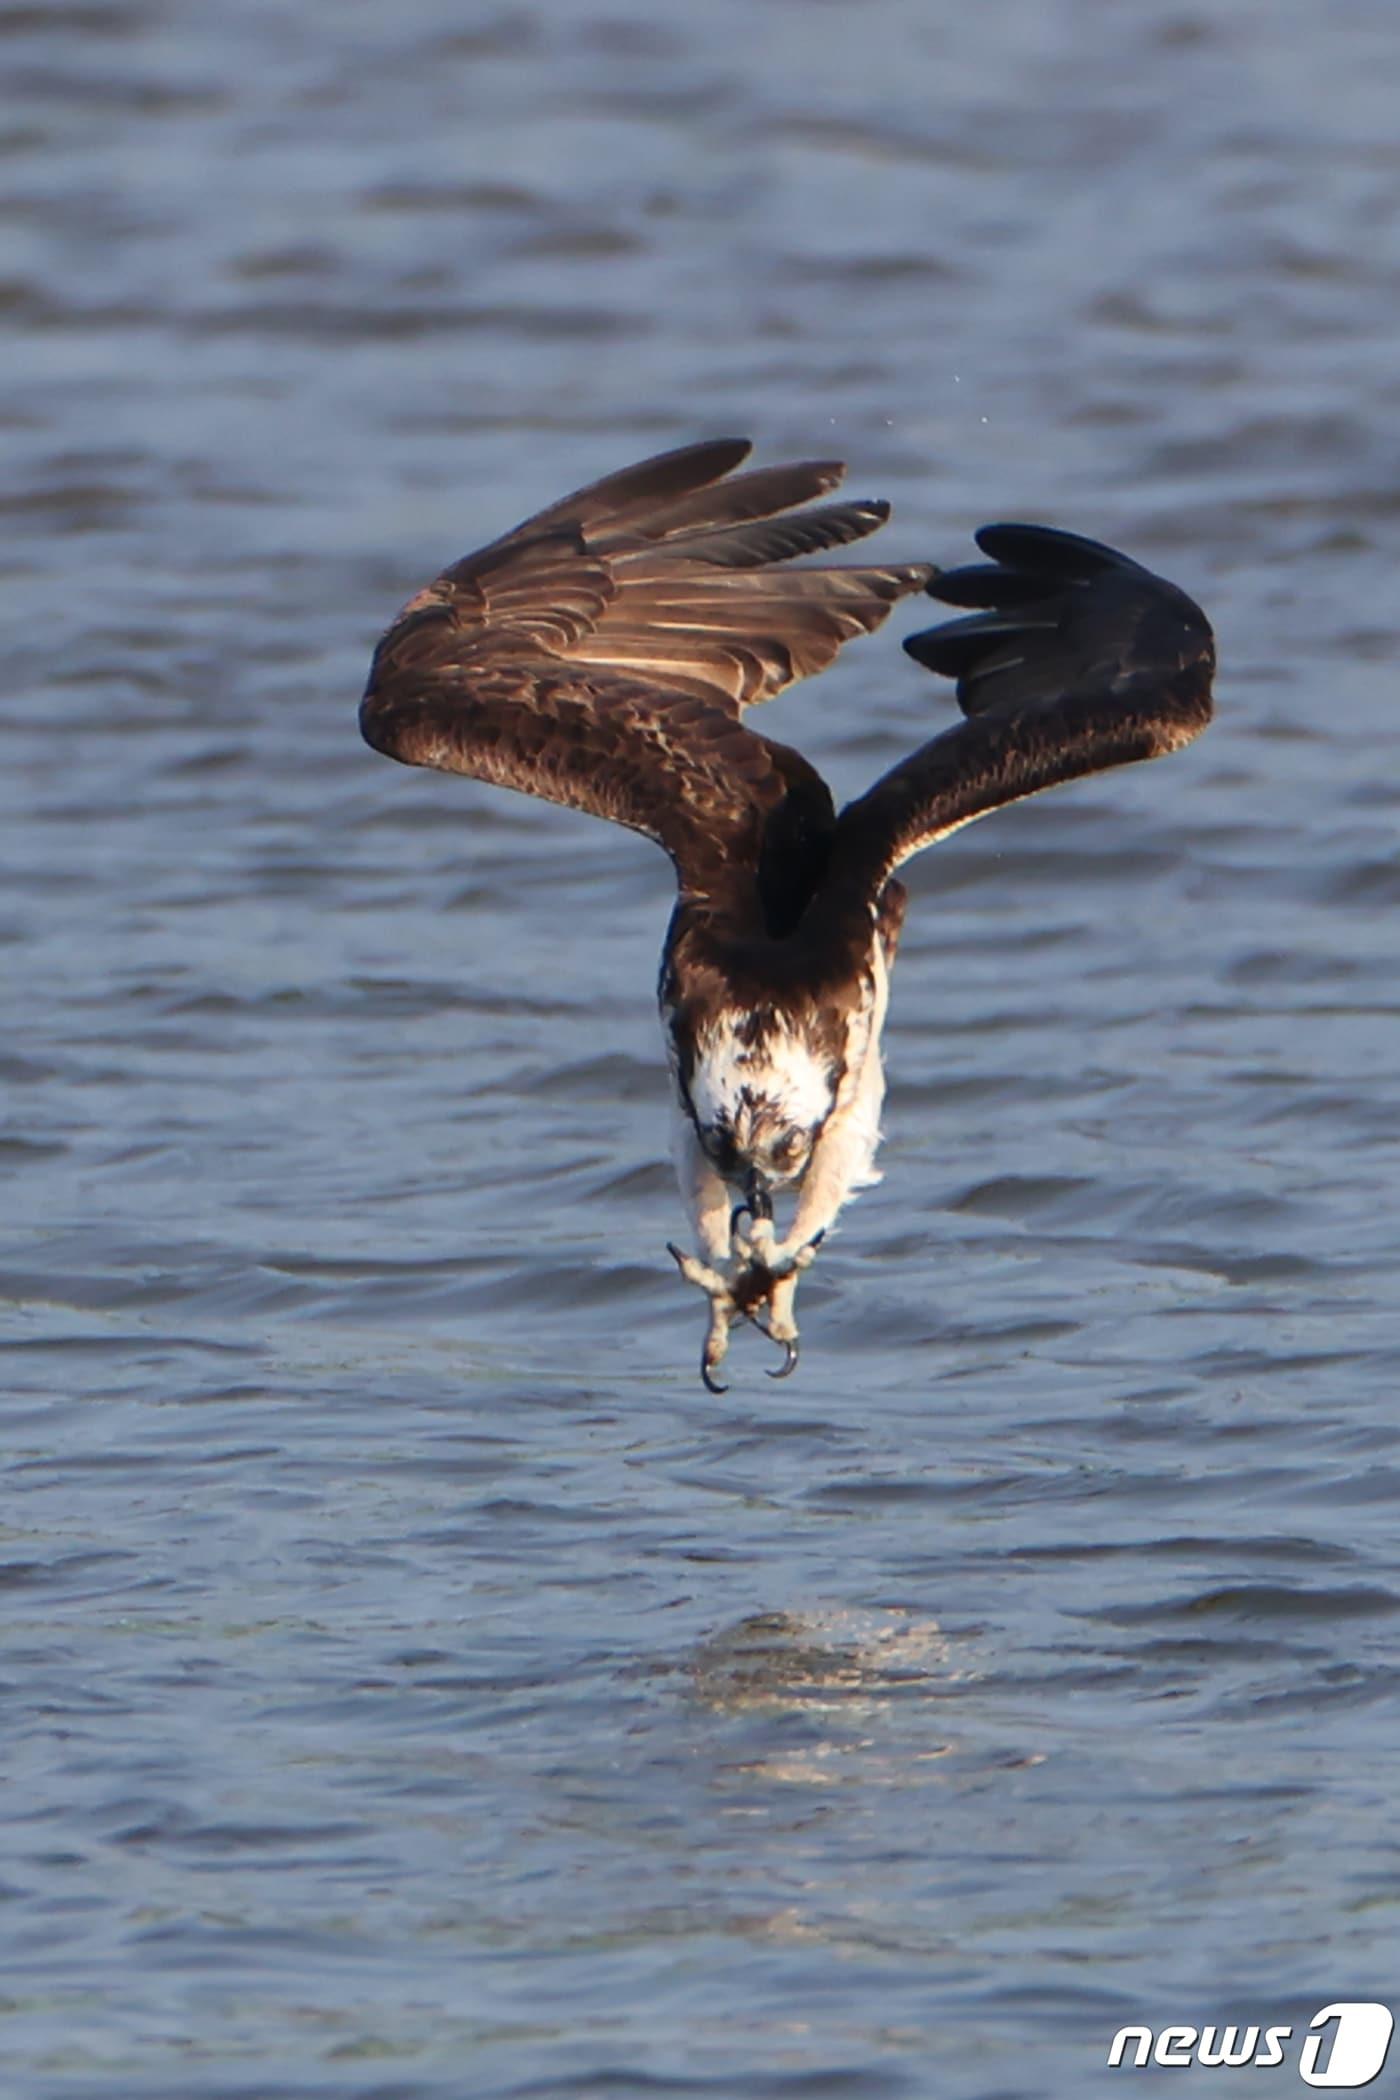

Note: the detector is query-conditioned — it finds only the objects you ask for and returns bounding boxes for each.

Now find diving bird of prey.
[360,439,1214,1389]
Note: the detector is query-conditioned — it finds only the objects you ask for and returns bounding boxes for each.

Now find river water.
[6,2,1400,2094]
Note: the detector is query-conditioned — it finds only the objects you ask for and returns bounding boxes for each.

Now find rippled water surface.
[7,2,1400,2094]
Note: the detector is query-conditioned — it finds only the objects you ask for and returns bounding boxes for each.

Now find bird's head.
[684,1013,841,1194]
[695,1077,832,1196]
[729,1092,818,1191]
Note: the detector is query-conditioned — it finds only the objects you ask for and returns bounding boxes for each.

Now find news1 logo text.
[1107,2003,1393,2086]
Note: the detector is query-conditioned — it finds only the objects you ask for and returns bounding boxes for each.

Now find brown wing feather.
[359,439,933,896]
[362,660,786,905]
[491,436,755,542]
[830,525,1215,896]
[586,460,847,550]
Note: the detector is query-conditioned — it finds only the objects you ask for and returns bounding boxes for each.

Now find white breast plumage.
[687,1015,840,1139]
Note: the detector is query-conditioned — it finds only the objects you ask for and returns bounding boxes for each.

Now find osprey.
[360,439,1214,1388]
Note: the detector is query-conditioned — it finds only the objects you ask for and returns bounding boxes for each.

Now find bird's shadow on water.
[622,1604,963,1791]
[679,1605,956,1717]
[627,1601,1054,1826]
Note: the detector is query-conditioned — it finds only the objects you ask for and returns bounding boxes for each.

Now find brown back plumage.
[359,439,932,903]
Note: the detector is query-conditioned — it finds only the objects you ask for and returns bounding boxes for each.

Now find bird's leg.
[737,1217,824,1379]
[737,1213,823,1283]
[667,1137,826,1389]
[666,1243,738,1392]
[700,1292,737,1394]
[667,1220,815,1391]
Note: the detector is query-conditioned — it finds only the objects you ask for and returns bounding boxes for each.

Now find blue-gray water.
[6,2,1400,2094]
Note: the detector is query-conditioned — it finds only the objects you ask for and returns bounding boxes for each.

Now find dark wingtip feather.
[908,525,1214,720]
[926,562,1061,611]
[904,611,1056,680]
[971,522,1152,582]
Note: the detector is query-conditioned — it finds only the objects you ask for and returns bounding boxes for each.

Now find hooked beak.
[744,1167,773,1223]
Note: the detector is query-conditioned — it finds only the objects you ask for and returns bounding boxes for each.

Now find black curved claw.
[766,1337,799,1381]
[701,1356,728,1396]
[730,1202,751,1237]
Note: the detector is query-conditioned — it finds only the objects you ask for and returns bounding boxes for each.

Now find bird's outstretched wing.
[829,524,1215,896]
[359,438,933,898]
